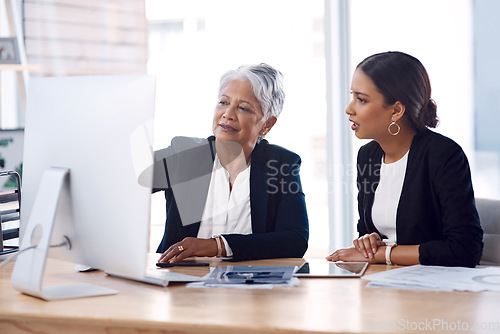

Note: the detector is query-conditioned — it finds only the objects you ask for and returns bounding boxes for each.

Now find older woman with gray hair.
[155,63,309,262]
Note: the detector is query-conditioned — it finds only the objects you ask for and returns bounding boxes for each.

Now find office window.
[146,0,330,256]
[348,0,498,194]
[349,0,475,161]
[0,2,20,128]
[473,0,500,200]
[347,0,500,245]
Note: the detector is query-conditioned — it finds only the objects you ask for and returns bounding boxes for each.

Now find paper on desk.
[187,277,300,289]
[363,265,500,292]
[187,265,300,289]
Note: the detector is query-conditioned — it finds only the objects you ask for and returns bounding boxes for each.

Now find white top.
[197,154,252,257]
[371,150,409,243]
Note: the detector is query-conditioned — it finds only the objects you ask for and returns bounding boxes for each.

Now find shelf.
[0,64,41,72]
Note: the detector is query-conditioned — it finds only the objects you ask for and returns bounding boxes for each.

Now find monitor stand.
[11,167,118,300]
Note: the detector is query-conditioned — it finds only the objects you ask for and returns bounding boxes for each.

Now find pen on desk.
[156,262,210,268]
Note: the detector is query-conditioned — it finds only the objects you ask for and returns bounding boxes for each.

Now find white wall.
[24,0,147,77]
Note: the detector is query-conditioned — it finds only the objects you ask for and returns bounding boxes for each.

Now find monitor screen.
[12,74,156,299]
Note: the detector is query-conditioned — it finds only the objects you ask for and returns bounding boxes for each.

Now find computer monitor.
[11,74,156,300]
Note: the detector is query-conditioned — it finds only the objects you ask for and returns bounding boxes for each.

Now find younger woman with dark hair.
[327,51,483,267]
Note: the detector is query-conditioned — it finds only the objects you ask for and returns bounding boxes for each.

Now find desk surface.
[1,256,499,334]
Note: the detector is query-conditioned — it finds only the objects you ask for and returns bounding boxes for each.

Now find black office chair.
[0,171,21,255]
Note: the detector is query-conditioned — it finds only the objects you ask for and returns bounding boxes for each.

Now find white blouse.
[371,150,409,243]
[197,154,252,256]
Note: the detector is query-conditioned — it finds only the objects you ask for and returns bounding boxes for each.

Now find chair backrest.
[0,171,21,255]
[475,198,500,265]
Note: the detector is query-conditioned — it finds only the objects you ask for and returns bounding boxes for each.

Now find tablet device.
[294,259,368,278]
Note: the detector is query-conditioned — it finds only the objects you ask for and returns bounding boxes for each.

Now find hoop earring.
[388,121,400,136]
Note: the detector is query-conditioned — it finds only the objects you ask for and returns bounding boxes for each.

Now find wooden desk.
[1,257,499,334]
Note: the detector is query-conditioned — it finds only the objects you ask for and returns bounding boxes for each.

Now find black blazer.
[357,129,483,267]
[155,136,309,261]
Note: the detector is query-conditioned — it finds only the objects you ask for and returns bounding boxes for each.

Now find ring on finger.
[178,245,184,252]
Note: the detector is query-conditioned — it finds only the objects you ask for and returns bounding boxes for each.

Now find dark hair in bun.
[357,51,438,131]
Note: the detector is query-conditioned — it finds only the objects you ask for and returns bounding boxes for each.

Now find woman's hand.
[158,237,219,263]
[326,246,378,263]
[353,233,385,259]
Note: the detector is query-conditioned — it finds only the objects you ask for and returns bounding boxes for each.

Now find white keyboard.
[107,268,205,287]
[145,268,205,283]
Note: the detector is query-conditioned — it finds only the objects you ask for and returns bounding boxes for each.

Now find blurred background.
[1,0,498,257]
